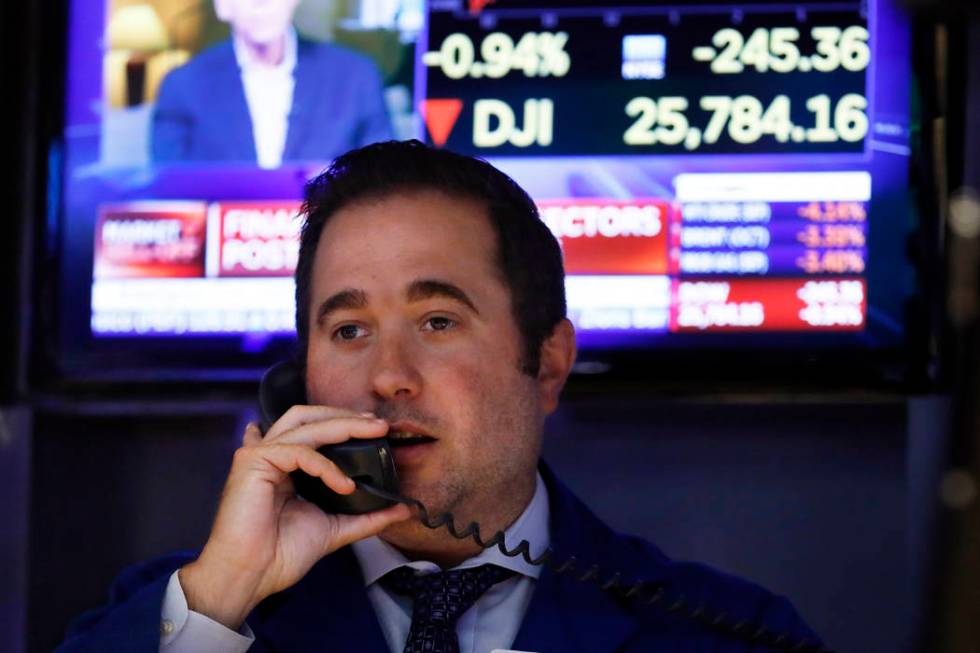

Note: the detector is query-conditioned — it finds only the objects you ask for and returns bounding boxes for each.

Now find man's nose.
[369,331,422,400]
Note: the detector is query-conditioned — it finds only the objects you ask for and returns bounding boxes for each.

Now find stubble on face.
[376,366,543,565]
[304,190,547,566]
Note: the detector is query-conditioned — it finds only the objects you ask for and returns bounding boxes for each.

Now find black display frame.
[26,0,955,395]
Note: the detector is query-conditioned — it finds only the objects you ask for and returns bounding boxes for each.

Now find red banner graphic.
[538,199,670,274]
[670,278,867,332]
[94,202,207,278]
[212,201,303,277]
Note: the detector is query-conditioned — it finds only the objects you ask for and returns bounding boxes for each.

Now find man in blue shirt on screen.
[151,0,392,167]
[57,140,824,652]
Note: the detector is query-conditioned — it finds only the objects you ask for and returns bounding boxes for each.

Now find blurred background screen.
[10,2,980,653]
[52,0,919,382]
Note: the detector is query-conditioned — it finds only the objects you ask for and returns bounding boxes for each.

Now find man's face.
[305,190,547,530]
[214,0,299,46]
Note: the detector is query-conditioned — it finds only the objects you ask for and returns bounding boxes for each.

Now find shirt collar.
[231,25,297,74]
[353,471,551,585]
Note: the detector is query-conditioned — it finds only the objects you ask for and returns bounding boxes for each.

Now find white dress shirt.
[231,27,298,169]
[159,472,550,653]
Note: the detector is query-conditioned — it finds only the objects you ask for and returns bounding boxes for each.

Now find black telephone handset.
[257,361,831,653]
[258,360,399,515]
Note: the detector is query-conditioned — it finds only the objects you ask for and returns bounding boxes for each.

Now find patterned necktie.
[380,563,516,653]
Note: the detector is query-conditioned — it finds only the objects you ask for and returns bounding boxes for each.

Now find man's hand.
[178,407,412,630]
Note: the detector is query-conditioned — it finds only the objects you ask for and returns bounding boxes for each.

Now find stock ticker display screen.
[58,0,913,375]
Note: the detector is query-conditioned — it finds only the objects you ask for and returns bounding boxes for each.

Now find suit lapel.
[252,546,390,653]
[512,462,670,653]
[514,576,640,653]
[510,564,568,652]
[209,42,256,161]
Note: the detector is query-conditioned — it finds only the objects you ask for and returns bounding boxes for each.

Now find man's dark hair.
[295,140,566,376]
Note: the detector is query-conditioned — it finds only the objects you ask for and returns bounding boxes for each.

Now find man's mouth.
[386,425,437,468]
[387,430,437,448]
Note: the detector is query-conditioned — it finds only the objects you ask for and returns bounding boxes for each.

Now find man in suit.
[151,0,392,167]
[57,141,824,652]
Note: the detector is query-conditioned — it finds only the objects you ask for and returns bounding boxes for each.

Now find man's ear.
[536,319,576,415]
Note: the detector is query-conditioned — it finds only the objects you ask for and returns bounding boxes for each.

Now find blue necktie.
[380,563,516,653]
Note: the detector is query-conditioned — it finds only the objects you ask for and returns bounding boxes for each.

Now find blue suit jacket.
[56,463,823,652]
[151,38,392,164]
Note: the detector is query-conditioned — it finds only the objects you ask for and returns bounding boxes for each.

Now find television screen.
[55,0,914,380]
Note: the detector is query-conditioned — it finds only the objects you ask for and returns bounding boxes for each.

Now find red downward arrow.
[421,99,463,148]
[468,0,496,13]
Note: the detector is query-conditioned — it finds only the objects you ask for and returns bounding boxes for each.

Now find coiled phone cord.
[357,481,834,653]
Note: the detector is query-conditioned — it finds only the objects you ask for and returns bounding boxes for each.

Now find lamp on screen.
[106,4,170,107]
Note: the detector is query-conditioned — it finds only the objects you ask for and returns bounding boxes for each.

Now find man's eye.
[423,316,456,332]
[334,324,364,340]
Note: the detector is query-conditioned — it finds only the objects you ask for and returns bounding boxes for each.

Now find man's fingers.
[329,504,413,551]
[242,422,262,447]
[238,444,357,496]
[267,416,389,449]
[264,405,376,441]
